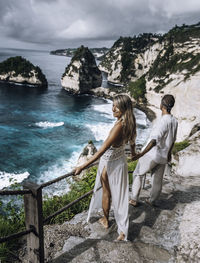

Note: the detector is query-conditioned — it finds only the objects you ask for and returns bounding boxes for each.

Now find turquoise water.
[0,48,150,193]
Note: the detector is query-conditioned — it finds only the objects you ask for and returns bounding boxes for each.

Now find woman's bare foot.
[129,199,137,207]
[117,232,125,241]
[99,217,109,229]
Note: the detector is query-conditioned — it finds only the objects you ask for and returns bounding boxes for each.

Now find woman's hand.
[74,165,84,175]
[131,152,142,161]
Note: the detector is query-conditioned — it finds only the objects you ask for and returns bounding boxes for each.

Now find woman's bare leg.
[99,167,111,229]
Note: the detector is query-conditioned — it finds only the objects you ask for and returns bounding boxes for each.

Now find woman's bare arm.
[74,122,123,175]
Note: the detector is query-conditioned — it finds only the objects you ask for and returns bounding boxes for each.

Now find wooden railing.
[0,167,135,262]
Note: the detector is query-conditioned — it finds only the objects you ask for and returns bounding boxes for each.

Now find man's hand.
[131,152,142,161]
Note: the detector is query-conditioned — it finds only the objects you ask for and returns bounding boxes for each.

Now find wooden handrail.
[44,189,94,223]
[0,189,31,195]
[0,228,33,243]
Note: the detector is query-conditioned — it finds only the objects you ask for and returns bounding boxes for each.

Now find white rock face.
[175,130,200,177]
[146,71,200,141]
[177,201,200,262]
[61,61,81,93]
[0,70,43,85]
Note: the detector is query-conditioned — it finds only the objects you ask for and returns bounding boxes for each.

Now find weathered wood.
[23,182,44,263]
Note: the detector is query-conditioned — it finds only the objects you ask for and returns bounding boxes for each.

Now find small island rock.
[0,56,47,87]
[61,46,102,94]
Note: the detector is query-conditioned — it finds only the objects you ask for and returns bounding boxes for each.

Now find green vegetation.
[0,198,25,261]
[127,160,138,184]
[172,140,190,155]
[165,22,200,43]
[126,76,146,102]
[62,45,100,79]
[0,56,47,86]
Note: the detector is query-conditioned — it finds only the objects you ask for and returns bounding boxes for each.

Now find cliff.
[61,46,102,94]
[0,56,47,87]
[99,22,200,141]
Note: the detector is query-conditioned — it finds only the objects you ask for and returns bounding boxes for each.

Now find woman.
[74,94,136,241]
[129,94,178,206]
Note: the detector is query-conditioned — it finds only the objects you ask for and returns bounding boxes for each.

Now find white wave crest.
[38,150,82,197]
[86,122,114,142]
[35,121,64,128]
[0,171,29,190]
[92,99,114,118]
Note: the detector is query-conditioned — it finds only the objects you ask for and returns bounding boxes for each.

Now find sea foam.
[0,171,29,190]
[37,150,82,197]
[35,121,64,128]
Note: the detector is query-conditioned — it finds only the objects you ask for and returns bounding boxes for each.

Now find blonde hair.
[113,94,136,144]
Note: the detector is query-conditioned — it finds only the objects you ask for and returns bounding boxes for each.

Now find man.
[130,94,178,206]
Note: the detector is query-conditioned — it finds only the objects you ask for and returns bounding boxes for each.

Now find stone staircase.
[44,170,200,263]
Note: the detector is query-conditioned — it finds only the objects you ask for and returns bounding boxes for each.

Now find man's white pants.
[132,154,166,203]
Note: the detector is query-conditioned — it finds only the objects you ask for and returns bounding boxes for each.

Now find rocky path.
[45,165,200,263]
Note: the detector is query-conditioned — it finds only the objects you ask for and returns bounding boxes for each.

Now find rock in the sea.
[76,141,97,178]
[61,45,102,94]
[0,56,47,87]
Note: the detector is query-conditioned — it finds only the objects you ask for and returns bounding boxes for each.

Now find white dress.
[87,144,129,240]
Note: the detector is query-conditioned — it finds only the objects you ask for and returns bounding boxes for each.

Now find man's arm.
[132,139,156,161]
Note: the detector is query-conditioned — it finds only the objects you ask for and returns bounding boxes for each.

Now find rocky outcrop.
[0,56,47,87]
[75,141,97,178]
[61,46,102,94]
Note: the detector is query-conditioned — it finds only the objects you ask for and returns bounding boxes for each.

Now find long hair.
[161,94,175,113]
[113,94,136,144]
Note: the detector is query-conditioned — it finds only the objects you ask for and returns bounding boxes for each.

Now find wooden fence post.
[23,182,44,263]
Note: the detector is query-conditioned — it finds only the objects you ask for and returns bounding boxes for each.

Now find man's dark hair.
[161,94,175,113]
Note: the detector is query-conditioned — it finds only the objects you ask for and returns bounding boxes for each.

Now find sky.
[0,0,200,51]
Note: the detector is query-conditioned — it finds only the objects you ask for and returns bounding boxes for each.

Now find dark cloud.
[0,0,200,49]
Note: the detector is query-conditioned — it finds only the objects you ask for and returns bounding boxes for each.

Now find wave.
[86,122,114,142]
[92,99,114,118]
[35,121,64,128]
[0,171,29,190]
[37,150,82,197]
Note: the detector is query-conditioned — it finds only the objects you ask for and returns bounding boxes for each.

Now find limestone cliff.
[99,23,200,141]
[61,46,102,94]
[0,56,47,87]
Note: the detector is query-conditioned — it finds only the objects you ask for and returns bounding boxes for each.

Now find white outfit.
[87,145,129,240]
[132,114,178,203]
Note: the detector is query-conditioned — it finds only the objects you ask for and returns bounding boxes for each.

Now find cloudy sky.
[1,0,200,50]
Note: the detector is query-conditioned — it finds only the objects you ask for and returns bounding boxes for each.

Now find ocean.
[0,48,151,195]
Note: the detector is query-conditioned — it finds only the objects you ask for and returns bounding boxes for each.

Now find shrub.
[127,76,146,102]
[172,140,190,155]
